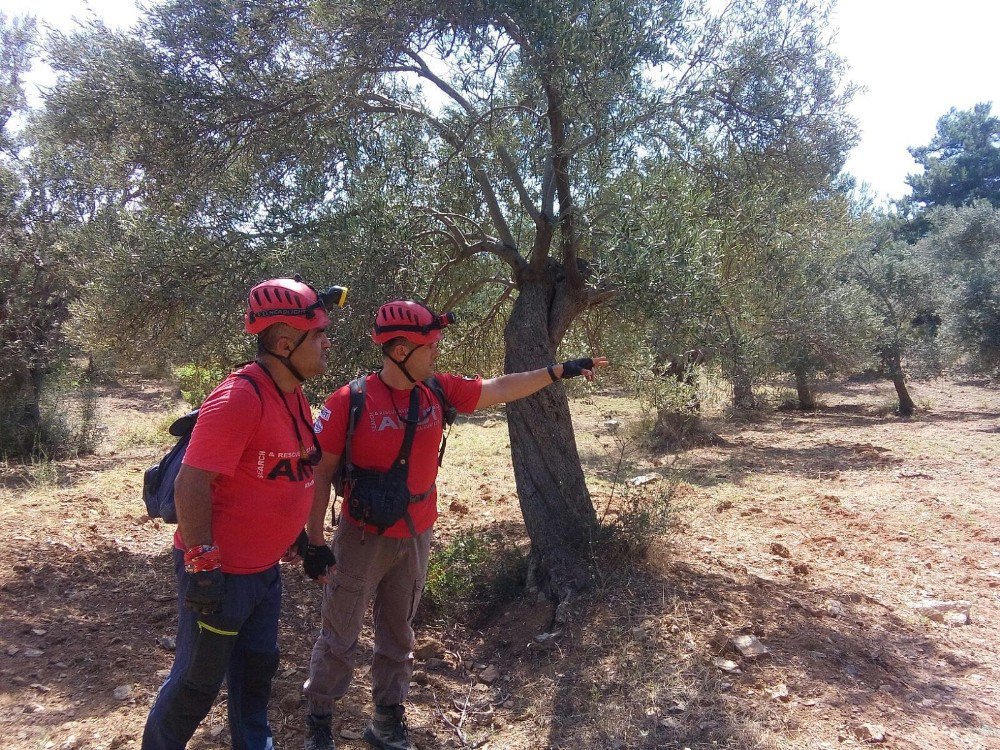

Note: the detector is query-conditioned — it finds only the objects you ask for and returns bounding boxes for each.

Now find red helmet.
[245,278,333,334]
[372,300,455,345]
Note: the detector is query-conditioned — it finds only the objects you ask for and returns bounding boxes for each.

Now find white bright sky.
[8,0,1000,205]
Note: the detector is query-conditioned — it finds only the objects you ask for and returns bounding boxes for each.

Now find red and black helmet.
[244,278,347,334]
[372,300,455,345]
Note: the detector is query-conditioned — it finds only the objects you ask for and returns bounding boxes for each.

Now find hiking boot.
[305,713,335,750]
[363,704,413,750]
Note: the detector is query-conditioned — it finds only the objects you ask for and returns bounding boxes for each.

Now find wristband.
[184,544,222,573]
[546,364,559,382]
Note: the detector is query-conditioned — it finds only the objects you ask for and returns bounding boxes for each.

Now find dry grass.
[2,375,999,749]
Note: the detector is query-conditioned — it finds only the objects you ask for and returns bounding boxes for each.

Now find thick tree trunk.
[794,366,816,410]
[0,368,43,456]
[884,349,915,416]
[730,353,757,411]
[503,272,597,604]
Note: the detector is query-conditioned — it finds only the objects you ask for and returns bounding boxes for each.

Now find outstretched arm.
[475,356,609,410]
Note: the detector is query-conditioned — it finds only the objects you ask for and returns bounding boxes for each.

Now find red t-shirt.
[313,373,482,537]
[175,363,317,574]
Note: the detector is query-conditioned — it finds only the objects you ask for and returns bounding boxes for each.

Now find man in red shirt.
[143,278,345,750]
[301,300,607,750]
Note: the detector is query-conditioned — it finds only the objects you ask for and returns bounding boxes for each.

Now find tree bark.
[503,270,597,604]
[794,365,816,410]
[730,348,757,411]
[884,348,915,416]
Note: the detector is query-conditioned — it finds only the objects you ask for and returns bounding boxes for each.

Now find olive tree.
[45,0,855,602]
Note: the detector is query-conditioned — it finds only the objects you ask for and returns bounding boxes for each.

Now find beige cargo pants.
[304,519,432,713]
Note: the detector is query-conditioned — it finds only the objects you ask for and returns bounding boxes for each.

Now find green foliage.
[173,363,228,405]
[913,202,1000,372]
[906,103,1000,213]
[0,367,100,460]
[1,14,87,458]
[594,480,673,566]
[422,530,527,624]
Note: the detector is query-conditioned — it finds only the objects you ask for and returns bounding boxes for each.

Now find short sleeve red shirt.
[313,373,482,537]
[174,363,317,573]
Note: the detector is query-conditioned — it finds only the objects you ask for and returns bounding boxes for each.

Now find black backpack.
[333,374,457,498]
[143,373,261,522]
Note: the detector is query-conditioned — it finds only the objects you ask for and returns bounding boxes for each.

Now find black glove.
[184,569,226,614]
[560,358,595,379]
[303,543,336,580]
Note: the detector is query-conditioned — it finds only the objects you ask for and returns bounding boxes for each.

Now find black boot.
[305,713,335,750]
[363,704,413,750]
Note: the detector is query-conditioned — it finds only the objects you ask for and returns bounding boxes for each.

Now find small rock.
[629,473,661,486]
[825,599,846,617]
[712,658,740,672]
[942,611,969,627]
[769,542,791,558]
[602,419,621,432]
[279,691,301,712]
[482,419,499,428]
[792,563,810,575]
[32,628,48,636]
[770,683,791,702]
[732,635,769,658]
[851,723,886,743]
[156,669,171,679]
[414,637,447,660]
[7,646,19,656]
[209,725,225,738]
[411,670,429,685]
[340,729,364,740]
[60,734,80,749]
[666,700,687,714]
[907,599,971,624]
[23,648,44,657]
[158,636,176,651]
[478,665,500,685]
[112,685,132,701]
[425,658,449,670]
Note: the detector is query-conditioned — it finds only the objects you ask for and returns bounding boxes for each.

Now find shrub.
[173,363,228,406]
[421,530,527,625]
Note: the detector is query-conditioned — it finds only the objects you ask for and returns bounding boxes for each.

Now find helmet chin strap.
[263,330,309,383]
[388,343,423,384]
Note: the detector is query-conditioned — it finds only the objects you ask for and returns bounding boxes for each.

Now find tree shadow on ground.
[490,551,983,749]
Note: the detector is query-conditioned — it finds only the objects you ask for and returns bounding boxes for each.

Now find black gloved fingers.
[303,543,336,580]
[560,358,595,379]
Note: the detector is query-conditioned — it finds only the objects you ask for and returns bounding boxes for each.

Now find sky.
[8,0,1000,205]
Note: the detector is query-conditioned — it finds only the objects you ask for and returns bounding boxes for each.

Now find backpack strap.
[423,375,456,466]
[234,372,263,401]
[343,375,367,485]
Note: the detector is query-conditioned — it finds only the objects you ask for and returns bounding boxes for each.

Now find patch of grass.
[422,529,527,625]
[117,414,177,449]
[174,363,227,406]
[24,452,61,488]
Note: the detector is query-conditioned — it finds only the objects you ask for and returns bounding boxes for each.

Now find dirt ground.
[1,375,998,750]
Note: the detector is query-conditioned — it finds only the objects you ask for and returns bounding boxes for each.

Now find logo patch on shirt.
[313,418,324,433]
[319,407,331,420]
